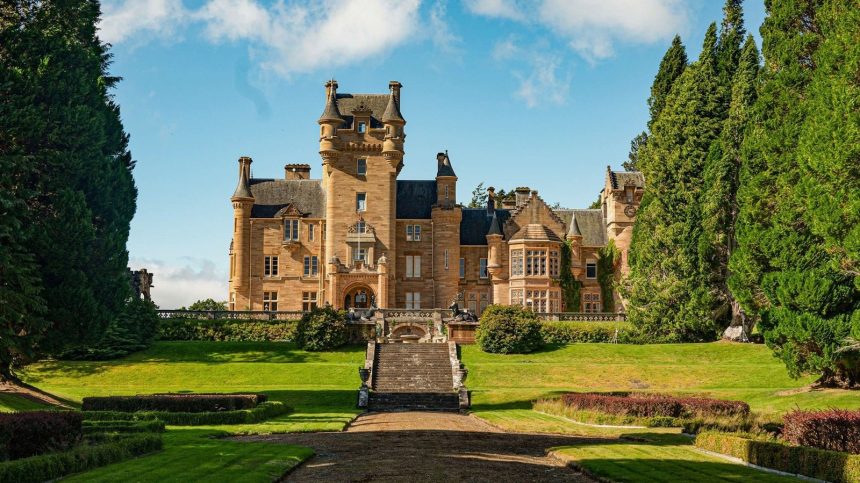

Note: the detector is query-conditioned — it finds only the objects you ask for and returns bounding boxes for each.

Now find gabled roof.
[555,209,607,246]
[335,94,389,128]
[461,208,511,245]
[610,170,645,190]
[248,179,326,218]
[396,180,437,219]
[511,224,563,242]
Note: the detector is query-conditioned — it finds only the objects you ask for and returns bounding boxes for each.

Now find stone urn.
[358,367,370,387]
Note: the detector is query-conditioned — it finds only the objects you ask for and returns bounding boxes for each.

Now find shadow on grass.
[468,390,569,411]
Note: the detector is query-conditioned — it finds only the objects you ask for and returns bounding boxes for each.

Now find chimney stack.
[285,163,311,180]
[487,186,496,215]
[514,186,530,208]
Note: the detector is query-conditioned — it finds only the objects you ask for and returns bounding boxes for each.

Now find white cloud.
[129,257,227,309]
[493,37,570,108]
[99,0,188,44]
[428,1,462,55]
[469,0,688,61]
[198,0,421,76]
[462,0,524,20]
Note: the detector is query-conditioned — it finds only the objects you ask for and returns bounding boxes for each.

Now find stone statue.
[347,301,378,322]
[447,295,478,322]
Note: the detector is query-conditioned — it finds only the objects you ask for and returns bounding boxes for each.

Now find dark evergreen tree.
[698,36,760,334]
[622,131,647,172]
[646,35,688,133]
[731,0,858,387]
[625,24,724,342]
[716,0,747,101]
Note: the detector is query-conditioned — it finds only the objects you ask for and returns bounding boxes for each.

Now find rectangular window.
[354,247,367,262]
[229,292,236,311]
[406,255,421,278]
[549,250,560,277]
[526,289,549,313]
[263,291,278,311]
[358,121,367,133]
[479,293,489,314]
[586,261,597,279]
[356,193,366,212]
[468,293,478,313]
[303,256,319,276]
[511,289,523,306]
[413,225,421,241]
[357,159,367,176]
[284,219,299,241]
[308,223,315,241]
[526,250,547,276]
[549,290,560,313]
[302,292,318,311]
[406,224,421,241]
[479,258,488,279]
[583,292,601,313]
[444,249,449,270]
[511,249,524,276]
[459,258,465,279]
[405,292,421,309]
[264,256,279,277]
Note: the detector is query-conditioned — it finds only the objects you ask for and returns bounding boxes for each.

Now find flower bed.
[0,412,82,461]
[783,409,860,454]
[83,401,290,426]
[695,431,860,482]
[81,393,268,413]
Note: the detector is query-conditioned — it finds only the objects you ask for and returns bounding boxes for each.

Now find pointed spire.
[232,157,254,200]
[487,211,503,237]
[318,79,343,124]
[436,151,457,177]
[569,215,582,237]
[382,81,405,124]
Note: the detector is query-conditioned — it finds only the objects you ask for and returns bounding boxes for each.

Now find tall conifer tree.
[730,0,858,386]
[626,24,724,341]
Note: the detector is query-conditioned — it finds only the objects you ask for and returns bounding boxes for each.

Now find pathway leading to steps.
[239,411,595,482]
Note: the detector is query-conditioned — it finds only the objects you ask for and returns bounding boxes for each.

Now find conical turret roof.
[487,212,503,237]
[569,215,582,237]
[318,82,343,124]
[232,164,253,200]
[382,89,405,124]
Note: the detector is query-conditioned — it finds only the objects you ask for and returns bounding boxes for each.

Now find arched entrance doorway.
[344,284,375,309]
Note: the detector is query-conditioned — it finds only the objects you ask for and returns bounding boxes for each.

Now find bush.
[0,412,82,461]
[159,319,298,342]
[82,420,165,434]
[0,433,161,483]
[540,321,636,344]
[534,399,678,427]
[81,393,267,413]
[476,305,543,354]
[295,307,348,351]
[82,401,289,426]
[783,409,860,454]
[674,396,750,417]
[60,298,160,360]
[562,393,683,418]
[695,431,860,482]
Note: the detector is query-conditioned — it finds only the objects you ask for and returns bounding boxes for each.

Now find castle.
[228,80,644,313]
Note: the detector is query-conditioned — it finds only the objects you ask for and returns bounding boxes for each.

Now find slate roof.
[335,94,389,129]
[511,224,563,242]
[396,180,437,219]
[382,93,405,124]
[436,152,457,177]
[461,208,511,245]
[232,168,253,199]
[248,179,326,218]
[610,170,645,190]
[555,209,607,246]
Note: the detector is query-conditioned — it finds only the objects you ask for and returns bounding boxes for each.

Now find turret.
[231,156,255,308]
[318,80,343,158]
[435,151,457,208]
[567,214,583,278]
[382,81,405,168]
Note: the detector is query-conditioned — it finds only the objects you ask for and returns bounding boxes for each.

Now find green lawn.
[0,393,53,412]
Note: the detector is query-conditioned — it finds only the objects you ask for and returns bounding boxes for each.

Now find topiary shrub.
[783,409,860,454]
[476,305,543,354]
[295,307,349,351]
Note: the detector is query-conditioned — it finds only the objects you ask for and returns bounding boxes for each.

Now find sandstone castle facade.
[228,81,644,313]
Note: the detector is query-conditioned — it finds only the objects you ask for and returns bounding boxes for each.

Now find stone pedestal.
[358,386,369,408]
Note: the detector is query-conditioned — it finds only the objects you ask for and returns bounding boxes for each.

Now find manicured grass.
[0,392,53,412]
[553,432,795,482]
[61,428,314,483]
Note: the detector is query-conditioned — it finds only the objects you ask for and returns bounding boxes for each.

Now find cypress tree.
[622,131,647,172]
[716,0,746,100]
[730,0,858,387]
[626,24,725,341]
[698,36,759,335]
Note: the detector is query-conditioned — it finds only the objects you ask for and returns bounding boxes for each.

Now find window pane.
[357,159,367,175]
[459,258,465,278]
[586,263,597,278]
[479,258,488,278]
[356,193,366,212]
[406,225,413,241]
[414,226,421,240]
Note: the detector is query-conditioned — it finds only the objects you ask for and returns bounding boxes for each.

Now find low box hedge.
[81,393,268,413]
[783,409,860,454]
[0,412,82,461]
[560,392,749,419]
[158,318,297,341]
[83,401,290,426]
[695,431,860,482]
[540,321,635,344]
[0,433,161,483]
[82,420,166,434]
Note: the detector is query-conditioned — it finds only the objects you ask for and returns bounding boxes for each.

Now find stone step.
[368,392,460,412]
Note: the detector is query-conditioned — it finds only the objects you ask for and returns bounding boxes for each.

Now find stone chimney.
[487,186,496,215]
[514,186,530,208]
[285,164,311,180]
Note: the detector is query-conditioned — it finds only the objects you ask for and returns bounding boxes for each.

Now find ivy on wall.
[560,240,582,311]
[598,240,620,312]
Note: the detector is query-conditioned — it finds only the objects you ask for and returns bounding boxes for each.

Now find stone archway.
[344,284,375,309]
[390,323,428,341]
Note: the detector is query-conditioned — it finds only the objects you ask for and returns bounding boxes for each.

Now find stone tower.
[229,156,254,310]
[431,152,462,308]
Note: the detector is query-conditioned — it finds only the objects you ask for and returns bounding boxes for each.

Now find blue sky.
[104,0,766,307]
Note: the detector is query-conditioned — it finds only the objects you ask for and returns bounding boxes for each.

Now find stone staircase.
[369,343,460,411]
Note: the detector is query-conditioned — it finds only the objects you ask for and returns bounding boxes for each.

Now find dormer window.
[358,122,367,133]
[357,159,367,176]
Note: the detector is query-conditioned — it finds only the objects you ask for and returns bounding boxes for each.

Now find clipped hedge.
[562,393,682,418]
[158,318,297,341]
[82,420,165,434]
[476,305,544,354]
[783,409,860,454]
[0,433,162,483]
[0,412,82,461]
[540,321,635,344]
[295,307,349,351]
[83,401,290,426]
[695,431,860,482]
[81,393,267,413]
